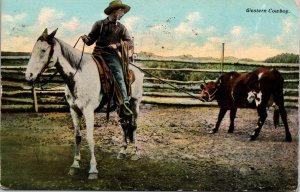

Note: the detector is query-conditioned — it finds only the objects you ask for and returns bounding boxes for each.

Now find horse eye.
[41,49,46,53]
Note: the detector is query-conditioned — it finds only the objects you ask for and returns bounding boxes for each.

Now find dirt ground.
[1,104,298,191]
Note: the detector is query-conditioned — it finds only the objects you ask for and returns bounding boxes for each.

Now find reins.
[129,62,206,102]
[72,36,85,77]
[36,36,206,102]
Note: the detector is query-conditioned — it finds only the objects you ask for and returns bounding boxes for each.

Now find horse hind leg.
[118,98,140,160]
[128,98,140,160]
[69,108,82,176]
[117,122,128,159]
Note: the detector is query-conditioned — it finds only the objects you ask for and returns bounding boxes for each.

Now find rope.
[72,38,85,77]
[129,62,205,102]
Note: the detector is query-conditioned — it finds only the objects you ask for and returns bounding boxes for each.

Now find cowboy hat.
[104,0,131,15]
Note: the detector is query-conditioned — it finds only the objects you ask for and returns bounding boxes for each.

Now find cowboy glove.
[108,43,118,49]
[81,35,90,44]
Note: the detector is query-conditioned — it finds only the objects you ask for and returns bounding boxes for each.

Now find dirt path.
[1,105,298,191]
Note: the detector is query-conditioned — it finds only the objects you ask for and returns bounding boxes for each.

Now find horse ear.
[48,28,58,40]
[42,28,48,38]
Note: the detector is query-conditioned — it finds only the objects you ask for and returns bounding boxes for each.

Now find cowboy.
[81,0,133,117]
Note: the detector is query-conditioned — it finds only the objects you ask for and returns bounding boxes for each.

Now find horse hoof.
[68,168,77,176]
[88,173,98,180]
[209,129,217,134]
[130,154,140,161]
[117,153,126,159]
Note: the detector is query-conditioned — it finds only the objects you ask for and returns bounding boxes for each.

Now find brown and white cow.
[199,67,292,142]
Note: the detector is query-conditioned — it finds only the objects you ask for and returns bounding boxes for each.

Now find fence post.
[221,43,225,73]
[32,86,39,112]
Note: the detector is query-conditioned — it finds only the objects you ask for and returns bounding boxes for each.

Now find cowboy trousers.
[102,53,129,104]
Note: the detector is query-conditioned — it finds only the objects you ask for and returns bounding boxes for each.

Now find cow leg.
[228,108,237,133]
[250,105,267,141]
[69,108,82,176]
[276,100,292,142]
[209,107,227,134]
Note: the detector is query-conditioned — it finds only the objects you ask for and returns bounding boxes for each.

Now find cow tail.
[271,68,283,129]
[273,105,280,128]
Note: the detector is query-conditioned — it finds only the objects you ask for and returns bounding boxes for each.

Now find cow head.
[199,80,220,102]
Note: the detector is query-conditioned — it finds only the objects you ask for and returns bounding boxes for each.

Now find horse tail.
[273,104,280,128]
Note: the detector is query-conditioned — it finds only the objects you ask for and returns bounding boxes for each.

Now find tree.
[265,53,299,63]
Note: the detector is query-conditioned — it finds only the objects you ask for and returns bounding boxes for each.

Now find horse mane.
[56,38,85,69]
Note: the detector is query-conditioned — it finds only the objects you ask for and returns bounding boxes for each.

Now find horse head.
[25,28,58,82]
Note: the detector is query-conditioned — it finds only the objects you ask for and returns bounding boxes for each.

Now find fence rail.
[1,57,299,112]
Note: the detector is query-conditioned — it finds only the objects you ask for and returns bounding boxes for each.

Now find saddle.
[92,54,135,96]
[92,53,135,121]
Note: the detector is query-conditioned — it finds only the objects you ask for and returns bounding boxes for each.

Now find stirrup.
[120,103,133,117]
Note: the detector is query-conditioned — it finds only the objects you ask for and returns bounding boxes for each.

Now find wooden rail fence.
[1,56,299,112]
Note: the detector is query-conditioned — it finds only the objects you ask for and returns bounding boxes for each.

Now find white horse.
[25,28,144,180]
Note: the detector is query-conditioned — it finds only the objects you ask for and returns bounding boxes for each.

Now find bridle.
[34,39,58,89]
[201,86,219,102]
[36,37,85,89]
[40,40,56,76]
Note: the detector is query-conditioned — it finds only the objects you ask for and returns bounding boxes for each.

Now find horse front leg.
[250,105,267,141]
[68,107,82,176]
[209,107,227,134]
[83,107,98,180]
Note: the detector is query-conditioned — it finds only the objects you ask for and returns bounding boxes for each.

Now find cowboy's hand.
[81,35,89,43]
[108,43,118,49]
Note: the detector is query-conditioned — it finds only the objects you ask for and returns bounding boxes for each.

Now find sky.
[1,0,299,60]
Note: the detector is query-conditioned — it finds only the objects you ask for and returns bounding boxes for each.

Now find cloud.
[230,26,243,36]
[62,17,80,31]
[123,16,141,32]
[227,44,281,61]
[38,8,64,27]
[283,18,292,33]
[174,12,202,37]
[275,17,295,46]
[3,13,27,23]
[208,37,225,43]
